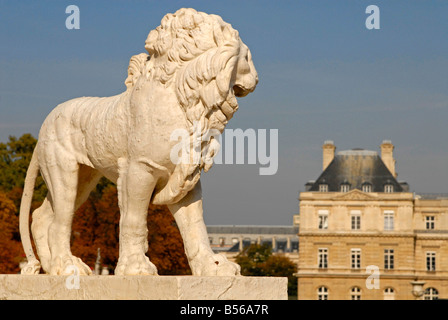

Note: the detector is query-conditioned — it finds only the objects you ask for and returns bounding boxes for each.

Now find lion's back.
[40,95,123,137]
[37,94,126,167]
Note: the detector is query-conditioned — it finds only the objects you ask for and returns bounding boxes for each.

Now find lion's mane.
[124,8,244,205]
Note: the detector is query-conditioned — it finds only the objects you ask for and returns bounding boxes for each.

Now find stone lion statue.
[19,8,258,276]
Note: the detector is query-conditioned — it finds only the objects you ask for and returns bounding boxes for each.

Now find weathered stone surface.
[0,275,287,300]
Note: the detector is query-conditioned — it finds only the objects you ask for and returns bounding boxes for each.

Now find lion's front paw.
[115,253,158,276]
[49,254,92,276]
[191,253,241,276]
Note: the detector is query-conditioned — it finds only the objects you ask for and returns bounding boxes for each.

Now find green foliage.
[0,134,47,209]
[235,243,298,297]
[235,243,272,275]
[0,134,36,190]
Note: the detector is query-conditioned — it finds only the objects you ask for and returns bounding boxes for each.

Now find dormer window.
[384,181,394,193]
[318,179,328,192]
[340,181,350,193]
[362,182,372,193]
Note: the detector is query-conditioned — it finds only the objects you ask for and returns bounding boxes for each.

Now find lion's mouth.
[233,73,258,98]
[233,84,251,97]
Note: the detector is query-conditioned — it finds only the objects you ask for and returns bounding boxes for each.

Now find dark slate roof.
[308,149,406,192]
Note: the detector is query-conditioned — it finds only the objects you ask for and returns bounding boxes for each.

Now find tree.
[147,203,191,275]
[0,134,46,209]
[235,243,272,276]
[235,243,298,298]
[0,191,23,273]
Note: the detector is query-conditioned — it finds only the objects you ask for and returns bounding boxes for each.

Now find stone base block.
[0,275,287,300]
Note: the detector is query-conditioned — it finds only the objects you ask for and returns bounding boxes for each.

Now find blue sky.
[1,1,447,225]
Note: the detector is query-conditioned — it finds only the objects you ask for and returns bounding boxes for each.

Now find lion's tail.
[19,145,41,274]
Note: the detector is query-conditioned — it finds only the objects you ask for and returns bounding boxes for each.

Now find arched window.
[384,287,395,300]
[424,288,438,300]
[317,286,328,300]
[350,287,361,300]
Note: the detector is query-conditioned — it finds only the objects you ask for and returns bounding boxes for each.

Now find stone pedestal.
[0,275,287,300]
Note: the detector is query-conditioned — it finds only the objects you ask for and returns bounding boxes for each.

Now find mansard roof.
[307,149,408,192]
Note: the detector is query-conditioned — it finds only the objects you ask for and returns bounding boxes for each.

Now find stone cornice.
[299,231,448,240]
[294,272,417,279]
[298,231,415,238]
[299,190,414,202]
[295,271,448,281]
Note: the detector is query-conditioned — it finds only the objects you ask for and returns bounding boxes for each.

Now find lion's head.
[125,9,258,204]
[126,8,258,134]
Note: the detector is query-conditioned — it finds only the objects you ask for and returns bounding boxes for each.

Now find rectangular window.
[384,211,394,231]
[384,184,394,193]
[426,216,435,230]
[318,210,329,230]
[384,249,394,270]
[319,184,328,192]
[351,210,361,230]
[341,184,350,192]
[351,249,361,269]
[318,248,328,269]
[426,252,436,271]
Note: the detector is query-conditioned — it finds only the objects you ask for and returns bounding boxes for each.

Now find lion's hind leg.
[33,165,102,274]
[41,150,100,275]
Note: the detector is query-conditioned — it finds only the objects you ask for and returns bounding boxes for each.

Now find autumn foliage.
[71,183,191,275]
[0,191,23,273]
[0,134,191,275]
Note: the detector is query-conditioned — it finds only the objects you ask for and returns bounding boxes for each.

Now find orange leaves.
[146,203,191,275]
[0,190,23,273]
[71,185,191,275]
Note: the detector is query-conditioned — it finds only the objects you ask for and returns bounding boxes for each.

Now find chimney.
[381,140,397,177]
[322,140,336,171]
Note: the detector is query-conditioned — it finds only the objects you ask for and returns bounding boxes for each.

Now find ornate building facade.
[296,140,448,300]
